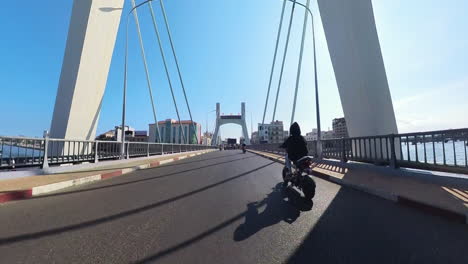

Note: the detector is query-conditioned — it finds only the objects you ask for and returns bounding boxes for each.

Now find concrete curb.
[248,150,468,225]
[0,150,212,204]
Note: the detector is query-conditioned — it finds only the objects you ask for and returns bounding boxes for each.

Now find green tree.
[191,132,197,144]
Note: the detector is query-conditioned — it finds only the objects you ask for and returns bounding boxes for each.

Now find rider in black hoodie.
[280,122,308,164]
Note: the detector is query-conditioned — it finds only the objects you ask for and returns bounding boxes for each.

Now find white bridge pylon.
[212,103,250,146]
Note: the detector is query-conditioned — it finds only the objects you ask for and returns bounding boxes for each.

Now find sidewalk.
[248,149,468,225]
[0,149,215,203]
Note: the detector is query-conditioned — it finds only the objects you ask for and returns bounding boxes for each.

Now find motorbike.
[282,156,316,200]
[241,145,246,154]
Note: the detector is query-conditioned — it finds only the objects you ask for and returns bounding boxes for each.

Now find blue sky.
[1,0,467,139]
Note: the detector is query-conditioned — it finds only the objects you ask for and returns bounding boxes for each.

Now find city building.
[96,130,115,140]
[322,130,335,140]
[96,127,147,142]
[251,131,259,144]
[115,125,135,142]
[258,121,287,144]
[332,117,349,138]
[305,129,318,141]
[130,131,148,142]
[149,119,202,144]
[305,128,335,141]
[202,132,213,146]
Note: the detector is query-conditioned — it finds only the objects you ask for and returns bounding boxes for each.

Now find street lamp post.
[285,0,322,158]
[312,12,322,159]
[121,9,131,159]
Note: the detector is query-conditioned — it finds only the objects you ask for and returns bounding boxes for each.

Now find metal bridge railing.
[249,128,468,174]
[0,136,45,169]
[0,136,215,170]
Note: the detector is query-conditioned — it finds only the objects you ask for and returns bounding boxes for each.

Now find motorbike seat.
[293,156,313,170]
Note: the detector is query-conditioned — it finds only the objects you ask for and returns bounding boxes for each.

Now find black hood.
[290,122,301,136]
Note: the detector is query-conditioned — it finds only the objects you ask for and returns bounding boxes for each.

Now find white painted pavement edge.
[25,150,214,198]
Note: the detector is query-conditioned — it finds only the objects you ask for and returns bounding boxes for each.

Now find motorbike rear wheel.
[282,167,290,187]
[302,176,316,200]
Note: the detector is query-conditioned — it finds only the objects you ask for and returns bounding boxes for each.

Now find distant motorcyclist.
[280,122,308,172]
[241,143,247,153]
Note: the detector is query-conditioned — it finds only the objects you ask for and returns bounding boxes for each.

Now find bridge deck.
[1,150,467,263]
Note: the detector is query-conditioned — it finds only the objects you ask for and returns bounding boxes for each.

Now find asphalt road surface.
[1,150,468,263]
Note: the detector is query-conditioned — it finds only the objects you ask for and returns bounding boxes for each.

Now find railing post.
[390,134,399,169]
[126,142,130,159]
[42,131,50,170]
[147,143,150,157]
[94,141,99,163]
[161,144,164,155]
[316,140,322,159]
[341,138,348,163]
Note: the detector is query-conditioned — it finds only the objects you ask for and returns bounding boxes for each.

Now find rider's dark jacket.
[280,122,308,163]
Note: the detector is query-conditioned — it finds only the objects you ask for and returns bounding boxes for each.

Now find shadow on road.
[0,161,275,246]
[129,178,468,263]
[234,183,312,241]
[29,155,256,200]
[285,187,468,264]
[132,181,309,264]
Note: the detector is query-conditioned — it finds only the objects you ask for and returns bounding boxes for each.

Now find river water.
[0,145,43,158]
[400,140,467,166]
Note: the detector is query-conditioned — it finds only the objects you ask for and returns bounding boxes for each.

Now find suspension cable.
[129,0,162,142]
[147,2,187,144]
[271,0,296,122]
[261,0,287,128]
[159,0,199,144]
[290,0,310,126]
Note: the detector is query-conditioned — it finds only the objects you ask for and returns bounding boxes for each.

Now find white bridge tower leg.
[240,102,251,145]
[211,102,250,146]
[317,0,398,137]
[50,0,124,140]
[212,103,221,146]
